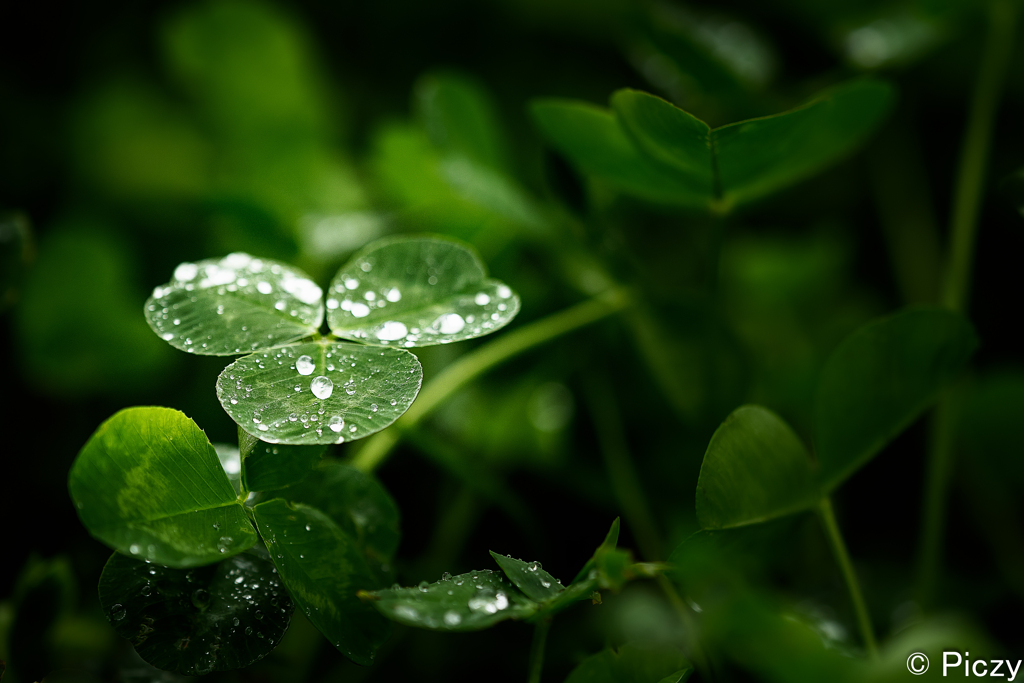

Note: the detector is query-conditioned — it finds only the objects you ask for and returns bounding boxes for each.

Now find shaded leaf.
[98,550,292,675]
[16,223,171,397]
[714,79,893,206]
[217,340,422,445]
[489,552,564,602]
[146,253,323,356]
[564,643,693,683]
[269,461,400,561]
[368,569,536,632]
[610,89,713,197]
[815,308,977,490]
[69,407,257,567]
[213,443,242,496]
[326,236,519,347]
[415,71,507,171]
[237,428,326,492]
[253,500,390,664]
[7,555,77,682]
[696,405,819,530]
[531,99,696,206]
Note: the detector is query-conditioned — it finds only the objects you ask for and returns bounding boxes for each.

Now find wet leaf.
[564,643,693,683]
[216,340,422,445]
[696,405,819,530]
[268,461,400,561]
[145,253,323,356]
[489,552,565,602]
[815,308,977,490]
[69,407,257,567]
[571,518,620,585]
[237,428,326,492]
[367,569,536,632]
[98,550,292,675]
[253,500,390,664]
[326,236,519,347]
[530,99,697,206]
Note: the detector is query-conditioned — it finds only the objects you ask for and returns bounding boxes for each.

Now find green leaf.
[696,405,819,530]
[213,443,243,496]
[253,500,390,664]
[489,552,564,602]
[610,89,713,198]
[564,643,693,683]
[326,236,520,347]
[415,72,507,171]
[98,550,292,675]
[146,253,323,356]
[268,461,400,562]
[530,99,698,206]
[69,407,258,567]
[237,428,326,492]
[571,518,620,585]
[367,569,536,631]
[217,340,422,445]
[815,308,977,490]
[714,79,894,207]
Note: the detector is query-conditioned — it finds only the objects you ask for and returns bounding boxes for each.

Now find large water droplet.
[257,281,272,294]
[475,292,491,305]
[328,416,344,432]
[192,588,211,609]
[311,376,334,399]
[174,263,198,281]
[350,302,370,318]
[386,287,402,302]
[295,355,315,375]
[436,313,466,334]
[375,321,408,341]
[444,610,462,626]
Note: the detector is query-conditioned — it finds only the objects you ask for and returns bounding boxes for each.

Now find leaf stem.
[818,496,878,658]
[527,617,553,683]
[350,288,631,472]
[918,0,1017,607]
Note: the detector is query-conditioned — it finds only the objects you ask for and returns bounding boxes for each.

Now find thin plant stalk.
[527,617,553,683]
[351,287,630,472]
[918,0,1018,606]
[818,497,878,658]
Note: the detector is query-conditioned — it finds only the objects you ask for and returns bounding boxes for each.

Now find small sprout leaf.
[489,551,565,602]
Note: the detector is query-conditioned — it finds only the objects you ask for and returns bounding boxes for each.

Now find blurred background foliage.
[1,0,1022,680]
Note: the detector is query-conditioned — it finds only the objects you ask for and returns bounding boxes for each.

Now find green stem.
[657,575,715,682]
[918,0,1017,606]
[818,497,878,658]
[351,288,631,472]
[527,617,553,683]
[942,0,1018,313]
[584,372,663,562]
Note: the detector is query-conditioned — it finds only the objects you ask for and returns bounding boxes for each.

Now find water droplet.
[141,584,152,596]
[257,281,272,294]
[311,376,334,399]
[386,287,402,302]
[326,298,339,309]
[497,285,512,298]
[295,355,315,375]
[174,263,198,281]
[435,313,466,334]
[111,604,127,620]
[375,321,408,341]
[129,544,140,555]
[475,292,491,305]
[350,302,370,318]
[444,610,462,626]
[192,588,211,609]
[328,416,344,432]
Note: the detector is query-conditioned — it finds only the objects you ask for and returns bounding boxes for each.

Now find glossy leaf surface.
[217,340,422,445]
[238,429,326,492]
[253,500,390,664]
[530,99,696,205]
[815,308,977,490]
[696,405,819,529]
[368,569,536,631]
[269,461,400,562]
[489,552,564,602]
[146,253,323,356]
[326,236,520,346]
[564,643,693,683]
[69,407,257,567]
[98,550,292,675]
